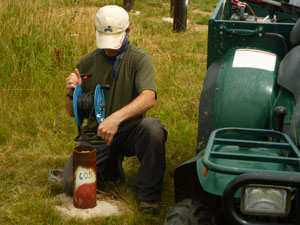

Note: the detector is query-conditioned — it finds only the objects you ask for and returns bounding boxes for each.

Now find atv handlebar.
[248,0,300,16]
[250,0,281,7]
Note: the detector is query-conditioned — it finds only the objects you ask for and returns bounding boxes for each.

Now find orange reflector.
[202,167,208,176]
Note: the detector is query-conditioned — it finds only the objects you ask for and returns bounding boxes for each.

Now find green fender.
[197,48,282,196]
[196,151,285,197]
[214,48,280,131]
[197,153,237,196]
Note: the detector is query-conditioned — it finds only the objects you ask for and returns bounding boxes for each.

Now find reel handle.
[74,128,103,142]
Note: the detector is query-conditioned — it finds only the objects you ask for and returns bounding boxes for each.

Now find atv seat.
[290,17,300,46]
[277,18,300,101]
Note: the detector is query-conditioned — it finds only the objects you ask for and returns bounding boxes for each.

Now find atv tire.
[164,199,216,225]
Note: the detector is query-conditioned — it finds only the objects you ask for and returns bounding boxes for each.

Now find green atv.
[165,0,300,224]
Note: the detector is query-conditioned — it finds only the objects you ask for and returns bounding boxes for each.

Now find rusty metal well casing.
[73,146,97,209]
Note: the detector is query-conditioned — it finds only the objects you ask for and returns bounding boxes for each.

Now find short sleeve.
[135,52,156,96]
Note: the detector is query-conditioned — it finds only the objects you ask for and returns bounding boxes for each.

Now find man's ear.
[126,27,131,35]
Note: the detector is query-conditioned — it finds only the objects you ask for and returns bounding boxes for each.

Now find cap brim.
[96,31,126,50]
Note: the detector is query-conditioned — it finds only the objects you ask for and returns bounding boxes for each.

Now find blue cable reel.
[73,84,108,141]
[94,84,105,125]
[73,85,84,127]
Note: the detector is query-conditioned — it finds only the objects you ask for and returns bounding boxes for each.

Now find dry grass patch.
[0,0,218,224]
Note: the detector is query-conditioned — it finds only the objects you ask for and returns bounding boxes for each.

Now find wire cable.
[77,92,95,120]
[231,0,258,21]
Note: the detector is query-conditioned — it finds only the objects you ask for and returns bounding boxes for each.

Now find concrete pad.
[129,10,141,15]
[162,17,173,23]
[54,193,131,220]
[162,17,189,24]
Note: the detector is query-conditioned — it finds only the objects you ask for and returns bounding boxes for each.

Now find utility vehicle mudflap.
[174,154,214,203]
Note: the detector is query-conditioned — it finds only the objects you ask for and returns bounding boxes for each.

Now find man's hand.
[65,69,82,95]
[97,114,121,146]
[97,90,155,145]
[65,69,82,117]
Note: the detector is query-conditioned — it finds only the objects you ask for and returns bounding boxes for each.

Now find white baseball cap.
[95,5,129,50]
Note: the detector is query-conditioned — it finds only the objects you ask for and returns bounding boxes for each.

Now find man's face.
[102,29,130,57]
[102,35,126,57]
[103,48,120,57]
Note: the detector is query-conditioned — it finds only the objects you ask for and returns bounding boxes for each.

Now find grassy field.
[0,0,218,224]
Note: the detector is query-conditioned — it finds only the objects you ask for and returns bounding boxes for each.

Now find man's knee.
[139,118,168,141]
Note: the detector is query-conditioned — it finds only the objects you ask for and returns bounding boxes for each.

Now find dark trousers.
[63,117,167,202]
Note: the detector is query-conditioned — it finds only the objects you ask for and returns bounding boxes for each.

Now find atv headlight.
[241,185,291,216]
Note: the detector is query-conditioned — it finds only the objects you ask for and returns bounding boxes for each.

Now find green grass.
[0,0,218,224]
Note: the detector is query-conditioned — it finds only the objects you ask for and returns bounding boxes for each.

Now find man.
[63,5,167,215]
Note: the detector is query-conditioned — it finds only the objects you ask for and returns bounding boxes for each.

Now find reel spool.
[73,84,108,127]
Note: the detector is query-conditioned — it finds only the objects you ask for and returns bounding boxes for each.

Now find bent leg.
[118,118,167,201]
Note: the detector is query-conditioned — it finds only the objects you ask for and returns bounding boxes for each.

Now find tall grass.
[0,0,218,224]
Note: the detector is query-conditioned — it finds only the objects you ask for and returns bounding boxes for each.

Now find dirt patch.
[54,193,131,220]
[162,17,192,24]
[162,17,173,23]
[192,9,213,16]
[191,24,208,32]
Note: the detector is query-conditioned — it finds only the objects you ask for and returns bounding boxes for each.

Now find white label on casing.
[74,166,96,190]
[232,49,277,72]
